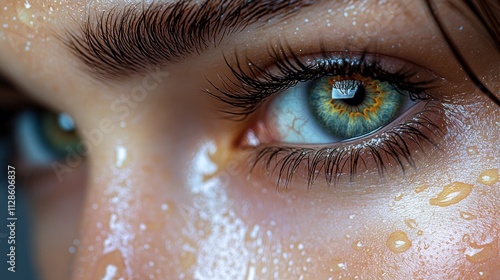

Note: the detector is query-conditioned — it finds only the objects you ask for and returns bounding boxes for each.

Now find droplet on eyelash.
[429,182,473,207]
[386,230,412,253]
[477,169,499,186]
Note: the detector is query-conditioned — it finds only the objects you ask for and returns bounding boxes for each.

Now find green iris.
[38,111,80,158]
[308,74,405,139]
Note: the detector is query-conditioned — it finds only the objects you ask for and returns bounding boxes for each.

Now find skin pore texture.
[0,0,499,279]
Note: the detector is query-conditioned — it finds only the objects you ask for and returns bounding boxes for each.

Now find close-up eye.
[242,54,431,145]
[219,50,446,186]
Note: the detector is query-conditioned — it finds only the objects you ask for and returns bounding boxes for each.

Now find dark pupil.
[340,85,366,106]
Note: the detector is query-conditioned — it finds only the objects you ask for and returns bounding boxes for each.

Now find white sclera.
[269,82,342,144]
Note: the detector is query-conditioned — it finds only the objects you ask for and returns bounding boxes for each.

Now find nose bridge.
[70,142,139,279]
[66,69,205,278]
[70,134,177,280]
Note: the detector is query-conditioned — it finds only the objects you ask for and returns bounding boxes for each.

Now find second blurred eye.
[16,110,80,166]
[261,73,417,144]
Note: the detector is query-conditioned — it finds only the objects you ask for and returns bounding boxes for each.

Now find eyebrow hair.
[63,0,318,80]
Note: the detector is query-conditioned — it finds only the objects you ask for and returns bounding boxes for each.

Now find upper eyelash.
[250,103,444,188]
[207,43,438,118]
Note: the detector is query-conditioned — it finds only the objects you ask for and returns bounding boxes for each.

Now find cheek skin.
[67,97,499,280]
[23,164,87,280]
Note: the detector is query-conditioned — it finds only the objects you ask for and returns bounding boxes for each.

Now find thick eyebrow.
[62,0,319,80]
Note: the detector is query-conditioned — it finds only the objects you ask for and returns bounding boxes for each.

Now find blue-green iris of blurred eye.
[41,111,80,157]
[308,74,405,139]
[17,110,80,163]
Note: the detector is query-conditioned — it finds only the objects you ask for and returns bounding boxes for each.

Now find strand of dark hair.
[424,0,500,107]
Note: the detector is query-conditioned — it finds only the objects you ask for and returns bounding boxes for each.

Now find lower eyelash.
[248,102,445,189]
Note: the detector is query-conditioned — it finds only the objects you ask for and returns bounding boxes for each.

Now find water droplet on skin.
[429,182,473,207]
[477,169,499,185]
[353,241,363,250]
[180,241,198,270]
[245,224,260,243]
[404,219,418,230]
[462,234,471,243]
[115,146,128,168]
[161,203,169,211]
[459,211,477,220]
[465,239,498,263]
[386,230,412,253]
[415,184,429,193]
[93,250,125,280]
[394,193,403,201]
[466,146,478,155]
[245,265,256,280]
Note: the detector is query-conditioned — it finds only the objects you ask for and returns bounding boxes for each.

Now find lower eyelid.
[242,100,447,188]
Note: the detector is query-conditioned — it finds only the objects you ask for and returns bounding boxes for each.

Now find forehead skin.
[1,1,499,280]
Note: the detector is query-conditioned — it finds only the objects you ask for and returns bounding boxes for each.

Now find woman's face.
[1,0,499,279]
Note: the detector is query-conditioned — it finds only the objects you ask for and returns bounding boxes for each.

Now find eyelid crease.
[61,0,319,81]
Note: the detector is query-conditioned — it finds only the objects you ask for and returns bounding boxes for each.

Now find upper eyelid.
[207,44,442,118]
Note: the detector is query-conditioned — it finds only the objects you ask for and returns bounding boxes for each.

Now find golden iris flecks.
[308,74,405,139]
